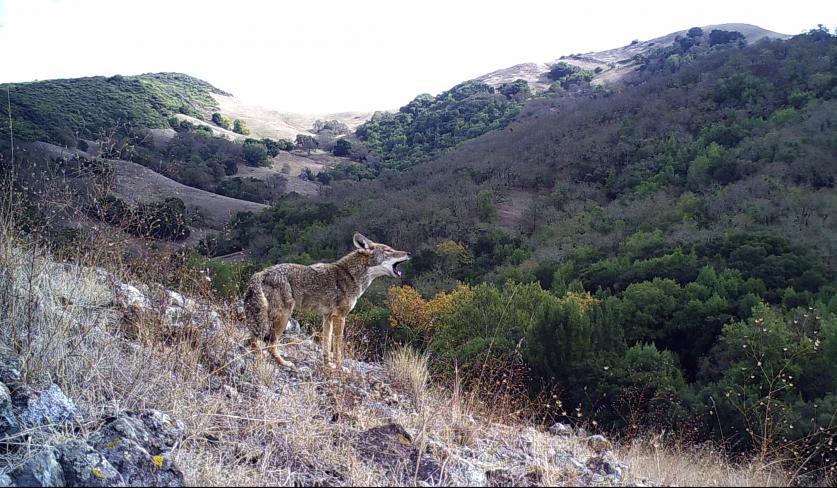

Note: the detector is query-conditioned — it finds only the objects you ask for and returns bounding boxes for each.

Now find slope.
[0,72,229,144]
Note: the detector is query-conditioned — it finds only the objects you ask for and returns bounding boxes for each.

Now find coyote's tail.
[243,273,270,340]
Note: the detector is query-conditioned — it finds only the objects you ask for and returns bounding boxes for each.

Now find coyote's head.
[353,232,410,278]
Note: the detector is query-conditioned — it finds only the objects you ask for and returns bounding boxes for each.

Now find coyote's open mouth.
[392,260,404,277]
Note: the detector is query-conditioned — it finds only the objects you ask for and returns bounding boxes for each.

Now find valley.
[1,21,835,487]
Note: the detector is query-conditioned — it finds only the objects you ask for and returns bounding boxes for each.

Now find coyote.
[243,233,410,369]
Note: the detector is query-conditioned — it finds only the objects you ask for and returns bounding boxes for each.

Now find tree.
[260,138,281,157]
[709,29,745,46]
[296,134,318,155]
[333,138,352,157]
[242,141,269,166]
[687,27,704,38]
[212,112,231,129]
[233,119,251,135]
[477,189,496,222]
[547,62,578,81]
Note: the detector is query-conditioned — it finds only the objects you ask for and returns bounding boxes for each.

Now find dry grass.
[619,435,791,486]
[384,346,429,404]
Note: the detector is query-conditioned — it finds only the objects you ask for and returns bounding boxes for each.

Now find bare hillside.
[110,158,267,228]
[213,94,372,141]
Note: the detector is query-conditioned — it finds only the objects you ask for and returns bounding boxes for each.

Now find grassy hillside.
[0,72,229,144]
[208,28,837,475]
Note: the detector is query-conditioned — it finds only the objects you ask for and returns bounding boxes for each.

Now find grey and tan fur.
[243,233,410,369]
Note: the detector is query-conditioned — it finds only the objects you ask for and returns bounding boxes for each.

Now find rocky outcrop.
[0,349,184,487]
[5,408,184,487]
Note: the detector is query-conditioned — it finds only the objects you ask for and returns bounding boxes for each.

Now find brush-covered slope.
[475,23,790,91]
[210,31,837,469]
[0,72,230,144]
[0,226,787,486]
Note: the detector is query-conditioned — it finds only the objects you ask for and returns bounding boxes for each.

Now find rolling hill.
[474,23,790,90]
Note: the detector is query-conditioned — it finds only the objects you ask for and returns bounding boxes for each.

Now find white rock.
[117,284,149,308]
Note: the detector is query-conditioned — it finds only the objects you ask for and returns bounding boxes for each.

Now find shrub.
[232,119,251,135]
[211,112,231,129]
[242,141,269,166]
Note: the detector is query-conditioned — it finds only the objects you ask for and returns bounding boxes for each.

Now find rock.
[568,456,589,475]
[586,434,612,453]
[0,473,11,487]
[89,410,184,487]
[353,423,442,484]
[485,468,540,487]
[116,284,149,309]
[458,463,487,486]
[586,454,623,482]
[0,381,19,435]
[0,348,22,386]
[549,422,573,437]
[285,318,301,334]
[16,384,79,429]
[11,447,66,487]
[56,440,123,487]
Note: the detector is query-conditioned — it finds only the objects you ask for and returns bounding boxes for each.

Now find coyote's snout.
[243,233,410,369]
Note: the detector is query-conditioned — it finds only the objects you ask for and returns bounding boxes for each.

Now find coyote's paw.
[281,360,296,369]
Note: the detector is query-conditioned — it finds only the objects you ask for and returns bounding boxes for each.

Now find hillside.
[210,29,837,480]
[475,23,790,91]
[1,23,836,486]
[0,73,229,144]
[213,93,372,141]
[0,223,788,487]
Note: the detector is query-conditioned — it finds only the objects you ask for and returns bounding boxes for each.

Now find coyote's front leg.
[333,313,348,372]
[321,314,335,368]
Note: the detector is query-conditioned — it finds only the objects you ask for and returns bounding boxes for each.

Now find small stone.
[285,318,302,335]
[549,422,573,437]
[116,284,149,309]
[586,434,612,453]
[586,454,622,481]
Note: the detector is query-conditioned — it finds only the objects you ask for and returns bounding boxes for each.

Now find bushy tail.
[243,273,270,340]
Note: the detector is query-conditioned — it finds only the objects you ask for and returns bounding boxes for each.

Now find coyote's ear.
[353,232,372,250]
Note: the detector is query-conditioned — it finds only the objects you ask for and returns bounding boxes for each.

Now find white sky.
[0,0,833,113]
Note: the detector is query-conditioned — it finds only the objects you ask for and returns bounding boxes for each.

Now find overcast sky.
[1,0,833,113]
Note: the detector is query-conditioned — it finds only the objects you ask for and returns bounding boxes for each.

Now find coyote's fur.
[243,233,410,369]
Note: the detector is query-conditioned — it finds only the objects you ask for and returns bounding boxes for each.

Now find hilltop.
[474,23,789,90]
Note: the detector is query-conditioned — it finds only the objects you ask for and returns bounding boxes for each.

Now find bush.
[547,62,578,81]
[709,29,745,46]
[232,119,251,135]
[211,112,231,129]
[332,138,352,157]
[242,141,269,166]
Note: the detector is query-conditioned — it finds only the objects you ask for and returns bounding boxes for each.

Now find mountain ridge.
[474,23,790,91]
